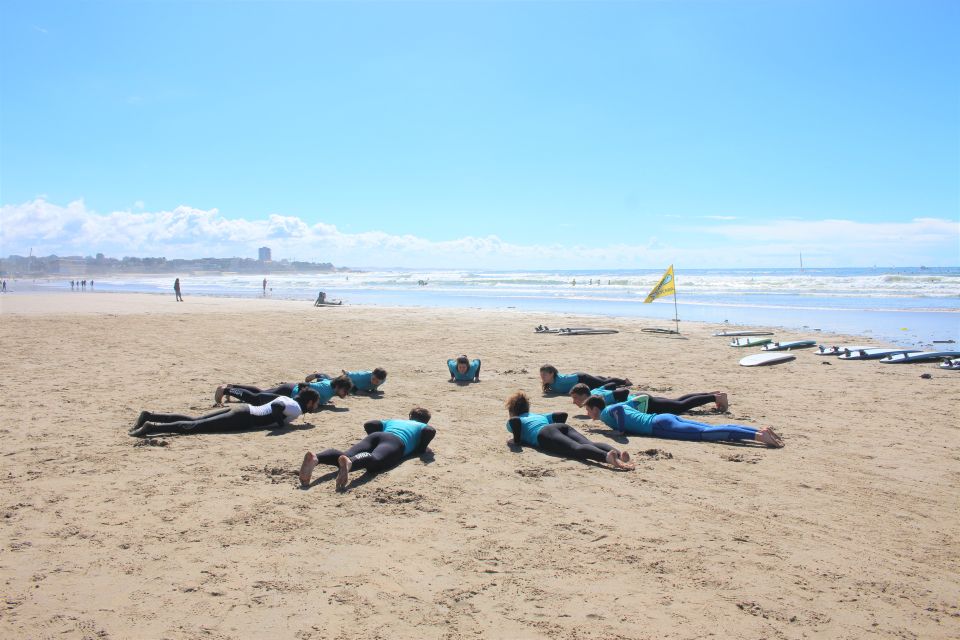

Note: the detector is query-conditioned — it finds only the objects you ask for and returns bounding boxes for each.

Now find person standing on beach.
[569,383,728,414]
[129,388,321,437]
[299,407,436,490]
[262,278,267,295]
[583,396,783,447]
[505,391,634,470]
[174,278,183,301]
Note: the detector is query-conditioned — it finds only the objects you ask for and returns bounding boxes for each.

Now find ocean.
[19,267,960,348]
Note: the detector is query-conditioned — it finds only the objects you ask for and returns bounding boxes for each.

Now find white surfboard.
[837,348,920,361]
[740,353,797,367]
[762,340,817,351]
[816,345,870,356]
[880,351,960,364]
[730,337,773,348]
[940,358,960,370]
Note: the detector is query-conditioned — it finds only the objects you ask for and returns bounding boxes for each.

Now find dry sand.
[1,292,958,639]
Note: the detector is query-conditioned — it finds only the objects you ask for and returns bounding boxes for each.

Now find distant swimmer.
[448,355,481,382]
[129,388,320,437]
[583,396,783,447]
[214,374,352,407]
[299,407,436,490]
[505,392,634,470]
[569,383,728,414]
[539,365,631,395]
[305,368,387,394]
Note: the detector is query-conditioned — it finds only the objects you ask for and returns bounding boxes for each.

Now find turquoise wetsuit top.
[447,359,480,381]
[291,379,335,403]
[550,372,580,394]
[600,404,654,435]
[383,419,427,456]
[345,371,375,391]
[590,387,649,413]
[505,412,552,447]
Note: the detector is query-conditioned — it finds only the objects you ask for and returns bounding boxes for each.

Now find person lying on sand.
[448,355,481,382]
[214,374,352,407]
[299,407,436,490]
[129,388,321,437]
[505,391,635,470]
[305,367,387,394]
[569,383,728,414]
[583,395,783,447]
[539,365,630,394]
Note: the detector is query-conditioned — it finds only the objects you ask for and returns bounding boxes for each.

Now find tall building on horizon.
[258,246,271,262]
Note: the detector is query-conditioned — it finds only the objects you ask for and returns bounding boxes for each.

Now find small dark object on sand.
[920,373,932,379]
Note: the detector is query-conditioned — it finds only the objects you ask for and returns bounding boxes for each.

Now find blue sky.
[1,0,957,268]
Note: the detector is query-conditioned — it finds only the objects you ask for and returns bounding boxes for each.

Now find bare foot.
[299,452,318,486]
[336,455,353,490]
[715,392,729,412]
[606,450,635,470]
[214,385,226,406]
[756,427,784,448]
[619,450,631,463]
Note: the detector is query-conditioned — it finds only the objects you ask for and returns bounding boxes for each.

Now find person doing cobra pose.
[299,407,436,490]
[539,365,631,394]
[448,355,481,382]
[129,388,321,437]
[505,391,634,470]
[305,367,387,394]
[214,374,352,407]
[569,383,728,414]
[583,396,783,447]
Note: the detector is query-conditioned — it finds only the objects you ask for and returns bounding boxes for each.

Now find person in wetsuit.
[214,374,352,407]
[128,388,321,437]
[298,407,436,490]
[569,383,728,414]
[505,391,634,470]
[583,395,783,447]
[304,367,387,394]
[448,355,481,382]
[538,365,631,394]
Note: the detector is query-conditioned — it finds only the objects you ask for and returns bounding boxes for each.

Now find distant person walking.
[2,280,6,292]
[174,278,183,302]
[70,280,75,291]
[262,278,267,296]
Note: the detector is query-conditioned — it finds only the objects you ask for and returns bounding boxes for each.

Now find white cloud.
[1,198,957,268]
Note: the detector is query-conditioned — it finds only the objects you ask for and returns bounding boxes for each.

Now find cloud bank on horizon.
[2,197,957,269]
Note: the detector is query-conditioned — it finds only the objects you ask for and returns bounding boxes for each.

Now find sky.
[1,0,958,269]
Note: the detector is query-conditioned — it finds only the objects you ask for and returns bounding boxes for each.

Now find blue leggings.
[649,414,758,442]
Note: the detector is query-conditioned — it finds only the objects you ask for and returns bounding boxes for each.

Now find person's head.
[505,391,530,417]
[331,374,353,398]
[295,388,322,412]
[539,365,558,391]
[372,367,388,386]
[583,395,606,420]
[455,355,470,375]
[569,383,591,407]
[409,406,431,424]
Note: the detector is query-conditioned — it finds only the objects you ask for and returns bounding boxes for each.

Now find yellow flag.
[644,265,676,303]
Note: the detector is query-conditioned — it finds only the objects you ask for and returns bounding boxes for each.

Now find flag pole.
[672,278,680,334]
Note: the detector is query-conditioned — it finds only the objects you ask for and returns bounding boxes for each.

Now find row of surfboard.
[534,325,619,336]
[713,330,960,368]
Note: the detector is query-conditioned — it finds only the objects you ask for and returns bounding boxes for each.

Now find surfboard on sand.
[730,337,773,348]
[880,351,960,364]
[535,326,596,334]
[816,345,870,356]
[837,348,920,361]
[940,358,960,370]
[762,340,817,351]
[740,353,796,367]
[314,300,343,306]
[642,328,680,334]
[713,330,775,337]
[556,328,619,336]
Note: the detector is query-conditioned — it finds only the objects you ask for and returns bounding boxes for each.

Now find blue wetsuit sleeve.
[364,420,385,435]
[447,360,457,378]
[508,417,523,446]
[609,406,627,432]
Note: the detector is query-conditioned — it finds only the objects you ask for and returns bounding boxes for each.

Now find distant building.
[258,246,272,262]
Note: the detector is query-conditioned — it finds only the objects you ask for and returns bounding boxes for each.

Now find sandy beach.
[1,292,957,639]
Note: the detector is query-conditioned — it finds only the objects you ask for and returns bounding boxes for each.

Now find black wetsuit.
[576,373,630,389]
[509,411,617,463]
[133,405,285,435]
[605,387,717,414]
[224,383,297,405]
[313,420,436,473]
